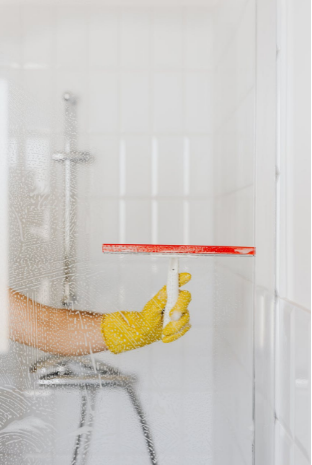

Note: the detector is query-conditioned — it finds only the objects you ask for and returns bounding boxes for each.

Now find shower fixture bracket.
[52,151,91,163]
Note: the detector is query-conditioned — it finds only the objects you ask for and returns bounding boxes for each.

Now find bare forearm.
[9,289,107,356]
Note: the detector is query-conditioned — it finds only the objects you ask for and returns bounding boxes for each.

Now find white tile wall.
[125,199,151,243]
[294,306,311,456]
[185,8,213,70]
[157,137,184,196]
[276,298,312,461]
[120,8,149,69]
[89,135,120,196]
[158,200,184,244]
[89,198,119,260]
[275,0,311,463]
[295,444,311,465]
[153,73,183,133]
[277,0,311,311]
[23,69,54,132]
[276,299,295,435]
[5,3,310,465]
[0,3,215,249]
[185,72,212,133]
[189,199,214,244]
[153,8,183,69]
[88,71,119,133]
[0,6,217,465]
[88,7,119,69]
[123,136,151,196]
[56,6,88,69]
[212,1,256,464]
[22,6,56,68]
[0,6,21,68]
[120,72,149,132]
[275,420,294,465]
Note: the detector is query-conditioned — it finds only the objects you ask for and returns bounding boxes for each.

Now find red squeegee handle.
[102,244,255,256]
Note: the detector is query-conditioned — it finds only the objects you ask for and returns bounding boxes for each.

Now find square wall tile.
[185,8,213,70]
[214,120,236,196]
[125,199,151,244]
[121,72,149,133]
[157,136,184,196]
[88,7,118,69]
[255,392,275,465]
[214,89,255,196]
[213,39,237,131]
[25,135,51,195]
[294,306,311,456]
[120,8,149,68]
[236,185,254,244]
[23,69,54,132]
[214,185,254,246]
[189,200,214,245]
[294,445,310,465]
[149,340,184,390]
[153,72,183,133]
[89,135,119,196]
[22,6,56,68]
[189,136,213,197]
[237,88,255,188]
[124,136,151,196]
[276,298,294,436]
[56,6,87,69]
[89,198,119,260]
[158,200,184,244]
[88,71,118,133]
[185,72,212,133]
[275,421,294,465]
[181,393,213,456]
[182,326,214,362]
[153,8,183,69]
[236,0,256,105]
[213,0,249,64]
[0,6,21,67]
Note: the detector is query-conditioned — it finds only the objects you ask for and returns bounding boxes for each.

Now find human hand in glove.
[101,273,192,354]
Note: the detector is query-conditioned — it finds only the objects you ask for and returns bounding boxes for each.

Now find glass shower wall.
[1,250,254,465]
[0,1,256,465]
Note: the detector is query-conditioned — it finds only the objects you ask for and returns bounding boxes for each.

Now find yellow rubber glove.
[101,273,191,354]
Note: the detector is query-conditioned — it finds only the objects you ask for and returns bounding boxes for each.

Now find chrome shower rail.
[52,93,91,307]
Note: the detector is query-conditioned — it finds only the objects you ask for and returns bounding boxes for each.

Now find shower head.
[63,91,76,103]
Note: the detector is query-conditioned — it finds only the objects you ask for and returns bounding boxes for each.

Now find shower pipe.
[49,94,158,465]
[52,92,91,307]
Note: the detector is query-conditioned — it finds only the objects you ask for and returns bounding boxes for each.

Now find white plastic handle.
[162,257,179,337]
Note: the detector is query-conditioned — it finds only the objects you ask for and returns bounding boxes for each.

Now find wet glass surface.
[0,2,256,463]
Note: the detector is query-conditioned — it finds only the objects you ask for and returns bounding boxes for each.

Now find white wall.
[275,0,311,463]
[213,1,311,464]
[254,1,311,465]
[254,0,277,462]
[212,0,255,464]
[0,4,215,258]
[0,4,218,465]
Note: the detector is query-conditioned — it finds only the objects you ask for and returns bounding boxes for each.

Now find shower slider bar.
[52,92,91,307]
